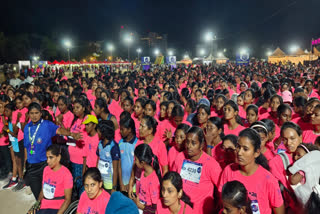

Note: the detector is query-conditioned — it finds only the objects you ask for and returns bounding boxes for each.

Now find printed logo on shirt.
[85,207,98,214]
[250,200,261,214]
[121,150,124,154]
[36,137,43,144]
[106,152,110,157]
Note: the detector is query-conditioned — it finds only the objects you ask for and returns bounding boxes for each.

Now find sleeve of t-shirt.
[47,121,59,138]
[268,175,284,208]
[207,158,222,187]
[23,124,29,148]
[111,144,120,161]
[158,141,168,167]
[218,166,230,193]
[63,168,74,190]
[76,192,86,213]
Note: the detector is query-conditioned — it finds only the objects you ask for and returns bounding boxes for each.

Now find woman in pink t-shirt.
[168,124,190,170]
[214,94,227,118]
[31,144,73,214]
[131,144,162,213]
[302,104,320,144]
[219,128,285,214]
[223,100,245,136]
[260,94,283,125]
[269,122,303,212]
[156,172,195,214]
[250,122,275,161]
[56,96,74,129]
[244,104,259,128]
[276,104,292,127]
[205,117,223,157]
[221,181,252,214]
[243,89,255,112]
[94,98,118,130]
[173,127,222,214]
[193,104,210,129]
[77,168,110,214]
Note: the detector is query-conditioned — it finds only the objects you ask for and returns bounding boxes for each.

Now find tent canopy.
[292,48,306,56]
[270,47,286,57]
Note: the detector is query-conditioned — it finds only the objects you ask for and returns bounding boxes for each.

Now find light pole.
[137,48,142,61]
[204,32,216,56]
[64,40,72,71]
[107,44,114,60]
[124,35,133,61]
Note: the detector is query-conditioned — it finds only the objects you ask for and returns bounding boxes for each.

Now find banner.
[236,53,250,65]
[141,56,150,71]
[166,56,176,69]
[155,56,164,65]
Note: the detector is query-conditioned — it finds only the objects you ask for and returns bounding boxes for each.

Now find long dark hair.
[222,181,252,214]
[162,172,193,208]
[134,144,161,183]
[46,144,70,168]
[239,128,270,171]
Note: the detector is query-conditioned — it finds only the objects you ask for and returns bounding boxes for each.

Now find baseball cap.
[198,98,210,107]
[82,115,98,125]
[282,90,292,103]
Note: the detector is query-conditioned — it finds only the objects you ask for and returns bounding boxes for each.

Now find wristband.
[207,145,214,149]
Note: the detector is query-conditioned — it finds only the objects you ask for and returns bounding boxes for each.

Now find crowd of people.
[0,60,320,214]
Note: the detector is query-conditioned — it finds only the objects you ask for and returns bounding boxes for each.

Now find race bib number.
[43,182,56,199]
[251,200,261,214]
[180,160,203,184]
[98,159,111,174]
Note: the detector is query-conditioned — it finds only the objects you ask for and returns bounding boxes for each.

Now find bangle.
[207,145,214,149]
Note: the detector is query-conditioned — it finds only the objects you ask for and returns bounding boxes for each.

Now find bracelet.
[6,129,10,133]
[207,145,214,149]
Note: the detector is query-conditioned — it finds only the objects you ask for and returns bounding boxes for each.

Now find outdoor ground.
[0,177,35,214]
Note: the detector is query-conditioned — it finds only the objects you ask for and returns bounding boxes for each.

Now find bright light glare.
[240,48,248,55]
[290,45,299,53]
[223,48,227,52]
[200,49,205,55]
[204,32,215,42]
[168,50,173,56]
[124,35,133,44]
[33,56,39,61]
[107,44,114,51]
[266,51,272,56]
[217,52,223,57]
[183,55,189,59]
[64,40,72,48]
[154,49,160,55]
[137,48,142,53]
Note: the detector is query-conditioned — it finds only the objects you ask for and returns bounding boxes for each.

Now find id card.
[180,160,203,184]
[43,182,56,199]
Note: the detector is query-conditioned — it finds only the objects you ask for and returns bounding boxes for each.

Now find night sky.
[1,0,320,56]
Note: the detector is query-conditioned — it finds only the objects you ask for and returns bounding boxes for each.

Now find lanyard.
[28,120,43,155]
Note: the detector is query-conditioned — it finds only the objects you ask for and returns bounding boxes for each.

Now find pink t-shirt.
[291,117,313,131]
[157,119,176,142]
[168,146,180,170]
[68,118,88,164]
[0,117,9,146]
[132,116,141,138]
[77,190,110,214]
[218,164,283,214]
[211,142,225,168]
[263,147,275,161]
[258,107,269,116]
[238,106,246,119]
[137,170,160,206]
[83,133,100,168]
[40,165,73,210]
[56,110,74,129]
[259,112,279,126]
[135,136,168,169]
[302,130,319,144]
[156,199,195,214]
[13,107,28,141]
[223,124,245,136]
[108,99,121,121]
[269,153,293,190]
[173,152,221,214]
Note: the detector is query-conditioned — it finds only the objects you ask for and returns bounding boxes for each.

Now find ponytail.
[181,192,193,208]
[255,154,270,171]
[134,144,162,183]
[152,154,162,183]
